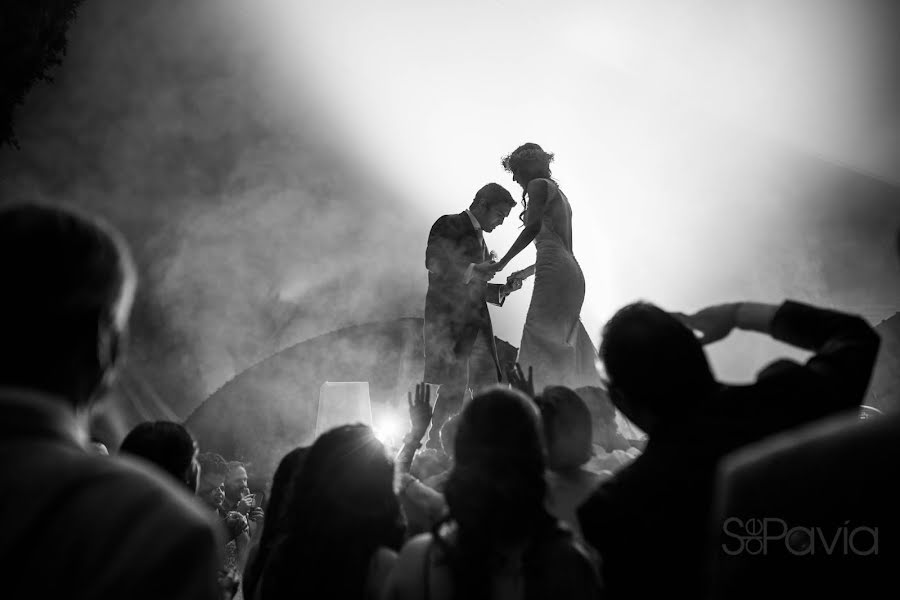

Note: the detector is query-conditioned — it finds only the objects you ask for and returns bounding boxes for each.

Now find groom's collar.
[463,209,481,232]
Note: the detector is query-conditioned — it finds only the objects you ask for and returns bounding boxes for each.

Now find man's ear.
[185,460,200,493]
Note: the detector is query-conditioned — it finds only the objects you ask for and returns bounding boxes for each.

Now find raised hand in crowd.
[508,362,535,398]
[407,383,433,444]
[394,384,447,534]
[397,383,433,475]
[234,490,255,516]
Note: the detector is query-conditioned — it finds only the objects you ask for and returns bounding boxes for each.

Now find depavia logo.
[722,517,878,556]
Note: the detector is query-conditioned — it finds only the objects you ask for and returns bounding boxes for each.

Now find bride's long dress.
[516,179,603,393]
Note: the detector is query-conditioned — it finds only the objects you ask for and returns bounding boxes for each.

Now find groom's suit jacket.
[424,211,505,383]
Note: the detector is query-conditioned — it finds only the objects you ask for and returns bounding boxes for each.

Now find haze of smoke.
[1,0,898,427]
[0,0,425,420]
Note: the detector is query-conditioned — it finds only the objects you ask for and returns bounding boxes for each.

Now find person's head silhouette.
[0,203,136,412]
[599,301,715,435]
[120,421,200,491]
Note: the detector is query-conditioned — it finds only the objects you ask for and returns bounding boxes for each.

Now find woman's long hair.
[258,425,404,599]
[501,142,555,225]
[242,446,309,599]
[436,386,556,600]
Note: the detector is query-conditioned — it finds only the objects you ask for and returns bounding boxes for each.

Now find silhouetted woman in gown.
[494,143,601,393]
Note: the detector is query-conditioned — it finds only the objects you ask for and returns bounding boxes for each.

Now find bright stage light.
[373,409,407,450]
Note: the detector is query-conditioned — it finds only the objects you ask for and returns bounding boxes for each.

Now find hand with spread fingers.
[408,383,433,444]
[508,362,535,398]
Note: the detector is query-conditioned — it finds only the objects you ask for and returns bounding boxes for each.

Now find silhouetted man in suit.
[423,183,520,448]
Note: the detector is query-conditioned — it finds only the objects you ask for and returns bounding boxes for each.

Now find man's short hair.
[470,183,515,210]
[225,460,248,474]
[197,452,228,477]
[120,421,197,484]
[0,203,136,383]
[600,302,715,416]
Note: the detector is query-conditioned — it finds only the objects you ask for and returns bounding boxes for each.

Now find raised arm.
[396,383,433,474]
[676,300,880,421]
[394,385,449,525]
[496,179,548,270]
[761,301,880,409]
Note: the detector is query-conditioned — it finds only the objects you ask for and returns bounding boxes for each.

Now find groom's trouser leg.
[425,322,478,450]
[468,330,501,392]
[427,376,465,449]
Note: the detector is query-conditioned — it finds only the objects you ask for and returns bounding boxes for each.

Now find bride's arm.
[496,179,548,270]
[511,264,536,279]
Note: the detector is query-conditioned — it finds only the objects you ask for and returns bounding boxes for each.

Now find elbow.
[524,223,541,237]
[859,319,881,348]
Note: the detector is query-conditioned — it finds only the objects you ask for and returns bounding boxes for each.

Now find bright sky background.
[227,0,898,381]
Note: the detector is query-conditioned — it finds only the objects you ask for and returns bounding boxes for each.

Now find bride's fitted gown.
[517,179,602,393]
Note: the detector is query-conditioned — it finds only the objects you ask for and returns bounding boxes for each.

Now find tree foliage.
[0,0,85,147]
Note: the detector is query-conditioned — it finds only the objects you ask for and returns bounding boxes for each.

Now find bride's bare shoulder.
[526,178,557,197]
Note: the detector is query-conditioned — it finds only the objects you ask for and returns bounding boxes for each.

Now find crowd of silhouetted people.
[0,202,895,599]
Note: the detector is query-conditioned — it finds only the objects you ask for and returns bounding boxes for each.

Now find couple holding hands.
[423,143,601,447]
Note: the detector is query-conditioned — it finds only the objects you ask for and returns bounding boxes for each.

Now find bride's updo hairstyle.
[501,142,555,224]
